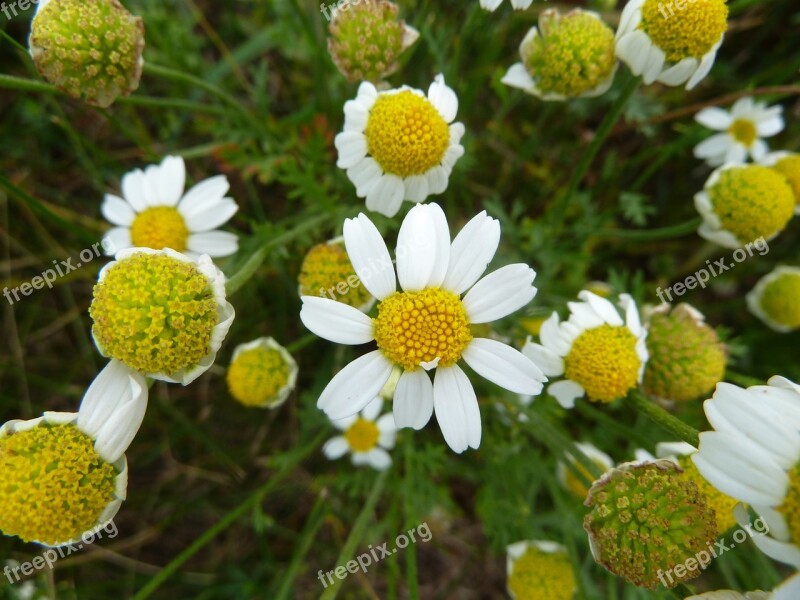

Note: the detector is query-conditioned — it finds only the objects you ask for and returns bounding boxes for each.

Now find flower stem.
[591,218,702,242]
[624,389,700,447]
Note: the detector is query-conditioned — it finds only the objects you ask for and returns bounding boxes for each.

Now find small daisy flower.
[334,76,465,217]
[615,0,728,90]
[102,155,239,259]
[506,540,576,600]
[226,338,299,409]
[300,203,546,453]
[686,572,800,600]
[557,442,614,499]
[694,98,784,167]
[0,360,146,547]
[692,377,800,568]
[90,248,235,385]
[522,291,647,409]
[761,151,800,213]
[502,9,617,101]
[480,0,533,11]
[323,397,397,470]
[298,238,375,312]
[694,163,795,249]
[747,266,800,333]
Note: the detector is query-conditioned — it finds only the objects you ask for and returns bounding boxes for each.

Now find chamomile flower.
[557,442,614,499]
[334,76,465,217]
[746,266,800,333]
[692,377,800,568]
[226,338,298,409]
[687,572,800,600]
[761,152,800,213]
[694,98,784,167]
[481,0,533,11]
[694,164,795,249]
[323,397,397,470]
[506,540,576,600]
[522,291,647,409]
[0,360,146,547]
[615,0,728,90]
[300,203,546,453]
[90,248,235,385]
[102,155,239,259]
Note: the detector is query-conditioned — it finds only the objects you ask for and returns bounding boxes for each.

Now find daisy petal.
[365,447,392,470]
[404,175,429,203]
[757,115,784,137]
[343,213,396,300]
[182,199,238,232]
[428,74,458,123]
[361,396,383,421]
[323,436,349,459]
[442,211,500,294]
[347,157,383,197]
[102,194,135,227]
[102,228,132,255]
[335,131,368,169]
[433,365,481,453]
[694,133,732,160]
[615,31,651,75]
[548,379,584,409]
[396,203,450,291]
[394,369,434,430]
[300,296,375,345]
[121,169,148,212]
[425,166,449,195]
[462,264,537,324]
[695,108,732,130]
[179,176,231,217]
[521,339,564,377]
[657,57,698,87]
[462,338,545,395]
[186,231,239,257]
[366,174,405,217]
[501,63,535,92]
[157,156,186,206]
[318,350,394,420]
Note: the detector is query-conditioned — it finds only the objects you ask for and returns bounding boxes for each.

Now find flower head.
[506,540,576,600]
[226,337,298,408]
[334,76,465,217]
[298,238,374,312]
[90,248,235,385]
[746,266,800,333]
[29,0,144,108]
[616,0,728,90]
[557,442,614,499]
[502,9,617,101]
[0,360,146,546]
[300,203,546,453]
[694,98,784,167]
[102,156,239,259]
[523,291,647,409]
[480,0,533,11]
[323,397,397,470]
[762,151,800,213]
[694,164,795,249]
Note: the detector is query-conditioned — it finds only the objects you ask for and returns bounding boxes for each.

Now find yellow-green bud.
[506,541,577,600]
[226,338,298,408]
[298,240,374,311]
[747,266,800,333]
[765,152,800,211]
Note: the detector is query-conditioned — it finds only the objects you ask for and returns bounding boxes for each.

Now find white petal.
[186,231,239,257]
[615,31,651,75]
[433,365,481,453]
[365,447,392,470]
[102,227,132,255]
[773,572,800,600]
[619,293,643,337]
[694,133,732,160]
[101,194,135,227]
[120,169,148,212]
[347,157,383,198]
[462,338,545,395]
[335,131,368,169]
[695,108,732,130]
[641,45,666,84]
[686,48,718,90]
[566,302,605,330]
[657,57,698,87]
[539,312,570,356]
[462,264,537,324]
[366,174,405,218]
[521,339,564,377]
[404,175,429,203]
[323,436,350,459]
[442,211,500,294]
[393,369,434,430]
[396,203,450,291]
[750,139,768,162]
[425,166,449,195]
[331,413,358,431]
[510,0,533,8]
[179,176,231,217]
[318,350,394,420]
[480,0,503,10]
[449,122,465,146]
[428,74,458,123]
[548,379,584,409]
[343,213,396,300]
[757,115,784,137]
[300,296,375,344]
[361,396,383,421]
[156,156,186,206]
[182,199,238,232]
[343,99,369,133]
[616,0,642,36]
[578,290,623,326]
[501,63,535,92]
[724,144,748,165]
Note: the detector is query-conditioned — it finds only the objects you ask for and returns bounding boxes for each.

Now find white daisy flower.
[522,291,648,409]
[102,155,239,259]
[746,266,800,333]
[692,377,800,568]
[0,360,146,547]
[334,75,465,217]
[480,0,533,11]
[694,98,784,167]
[300,203,546,453]
[615,0,728,90]
[323,397,397,470]
[687,572,800,600]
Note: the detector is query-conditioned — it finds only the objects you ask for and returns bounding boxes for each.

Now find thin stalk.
[624,389,700,447]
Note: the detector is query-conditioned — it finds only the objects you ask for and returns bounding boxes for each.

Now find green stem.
[591,218,702,241]
[624,389,700,447]
[403,436,420,600]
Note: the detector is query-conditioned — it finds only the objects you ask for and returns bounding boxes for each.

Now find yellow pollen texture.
[345,418,381,453]
[298,243,372,309]
[759,272,800,330]
[728,118,757,146]
[0,423,117,546]
[564,325,641,403]
[640,0,728,63]
[364,91,450,178]
[508,546,576,600]
[373,288,472,371]
[130,206,190,252]
[779,463,800,546]
[677,455,737,532]
[227,347,291,407]
[771,154,800,204]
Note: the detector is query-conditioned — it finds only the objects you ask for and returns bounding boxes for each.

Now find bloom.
[226,338,298,408]
[692,377,800,568]
[615,0,728,90]
[502,9,617,101]
[746,266,800,333]
[334,76,465,217]
[506,540,576,600]
[694,98,784,167]
[298,238,374,312]
[323,397,397,470]
[761,151,800,213]
[102,155,239,259]
[522,291,647,409]
[300,203,546,453]
[694,164,795,249]
[480,0,533,11]
[557,442,614,499]
[686,572,800,600]
[90,248,235,385]
[0,360,146,546]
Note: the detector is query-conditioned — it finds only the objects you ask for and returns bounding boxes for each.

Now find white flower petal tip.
[420,358,441,371]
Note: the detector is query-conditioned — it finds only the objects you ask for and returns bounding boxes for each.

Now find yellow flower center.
[640,0,728,63]
[130,206,189,252]
[345,418,381,453]
[564,325,641,403]
[89,252,219,376]
[708,165,795,245]
[728,118,757,146]
[226,347,291,408]
[0,423,118,546]
[778,462,800,545]
[508,546,576,600]
[373,288,472,371]
[563,458,609,499]
[677,455,737,532]
[298,242,373,310]
[758,271,800,330]
[771,154,800,204]
[364,91,450,178]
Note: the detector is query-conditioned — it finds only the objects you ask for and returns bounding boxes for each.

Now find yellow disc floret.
[708,165,795,244]
[757,270,800,330]
[365,91,450,177]
[90,253,218,376]
[298,242,373,310]
[727,119,757,147]
[770,154,800,204]
[345,418,381,453]
[564,325,641,403]
[640,0,728,63]
[779,463,800,545]
[677,455,737,532]
[227,347,291,407]
[373,288,472,371]
[130,206,190,252]
[0,423,117,545]
[508,545,576,600]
